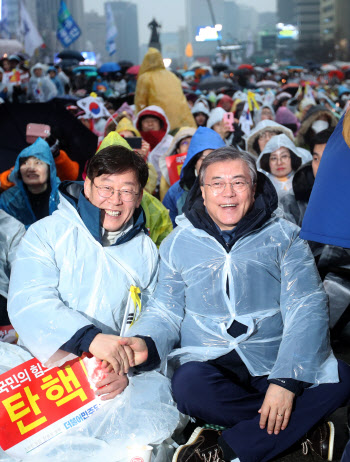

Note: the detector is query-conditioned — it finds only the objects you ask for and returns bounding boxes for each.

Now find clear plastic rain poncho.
[3,186,181,460]
[0,210,25,300]
[127,214,338,385]
[257,133,312,198]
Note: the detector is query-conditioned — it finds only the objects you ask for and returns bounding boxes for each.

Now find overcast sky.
[84,0,277,43]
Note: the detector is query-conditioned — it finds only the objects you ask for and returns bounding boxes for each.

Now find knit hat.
[207,107,226,129]
[191,101,210,117]
[275,106,300,127]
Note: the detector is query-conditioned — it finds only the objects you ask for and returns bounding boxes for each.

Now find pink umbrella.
[126,65,141,75]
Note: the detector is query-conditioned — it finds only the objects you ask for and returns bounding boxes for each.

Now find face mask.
[341,94,350,101]
[312,120,329,133]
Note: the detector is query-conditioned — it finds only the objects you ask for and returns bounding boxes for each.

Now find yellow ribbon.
[129,286,142,326]
[247,91,260,112]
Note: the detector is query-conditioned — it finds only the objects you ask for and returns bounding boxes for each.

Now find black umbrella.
[213,63,229,72]
[0,101,97,174]
[107,93,135,109]
[198,76,234,91]
[118,60,134,69]
[59,58,81,70]
[57,50,84,62]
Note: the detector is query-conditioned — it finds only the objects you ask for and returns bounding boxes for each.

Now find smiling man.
[5,142,181,456]
[122,147,350,462]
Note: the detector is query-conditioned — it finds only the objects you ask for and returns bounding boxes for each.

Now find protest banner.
[0,355,106,458]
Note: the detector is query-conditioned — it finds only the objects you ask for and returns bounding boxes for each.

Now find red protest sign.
[0,355,106,458]
[165,153,187,185]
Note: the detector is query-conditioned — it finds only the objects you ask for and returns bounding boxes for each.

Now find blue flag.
[57,0,81,48]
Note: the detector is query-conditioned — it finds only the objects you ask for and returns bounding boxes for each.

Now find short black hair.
[310,128,334,153]
[87,146,148,189]
[259,149,301,173]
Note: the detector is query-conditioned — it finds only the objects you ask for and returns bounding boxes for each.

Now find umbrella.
[107,93,135,108]
[321,63,337,72]
[118,60,133,69]
[328,70,345,80]
[238,64,254,71]
[59,59,81,70]
[72,66,98,77]
[256,80,279,89]
[281,82,300,96]
[0,101,97,173]
[126,65,140,75]
[73,66,97,73]
[213,63,229,72]
[0,39,23,56]
[198,76,234,91]
[254,66,266,73]
[99,62,121,73]
[301,81,318,87]
[182,70,195,78]
[57,50,84,62]
[188,60,204,70]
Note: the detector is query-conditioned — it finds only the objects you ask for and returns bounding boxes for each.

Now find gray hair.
[199,146,257,186]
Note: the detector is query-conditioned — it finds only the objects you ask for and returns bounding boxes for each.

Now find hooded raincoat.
[8,180,158,365]
[246,119,294,158]
[28,63,57,102]
[301,113,350,248]
[135,105,173,180]
[0,211,25,342]
[128,173,338,385]
[0,138,60,227]
[162,127,225,226]
[135,47,196,131]
[257,134,312,198]
[296,105,338,149]
[0,210,25,300]
[279,161,350,331]
[4,181,180,460]
[97,132,172,247]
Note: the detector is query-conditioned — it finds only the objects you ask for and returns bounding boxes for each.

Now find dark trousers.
[172,360,350,462]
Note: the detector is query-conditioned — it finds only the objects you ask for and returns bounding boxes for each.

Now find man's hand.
[118,337,149,366]
[89,334,135,375]
[95,371,128,400]
[258,384,295,435]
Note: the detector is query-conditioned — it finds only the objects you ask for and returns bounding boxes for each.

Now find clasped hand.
[89,334,148,375]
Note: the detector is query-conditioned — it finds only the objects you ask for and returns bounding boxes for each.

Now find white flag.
[19,2,44,56]
[239,102,253,137]
[105,2,117,56]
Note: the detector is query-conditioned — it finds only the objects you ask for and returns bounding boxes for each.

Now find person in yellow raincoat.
[135,48,196,132]
[97,132,172,247]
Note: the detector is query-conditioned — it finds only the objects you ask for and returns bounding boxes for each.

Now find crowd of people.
[1,46,350,462]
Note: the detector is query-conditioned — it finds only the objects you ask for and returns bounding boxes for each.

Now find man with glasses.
[122,147,350,462]
[6,144,180,456]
